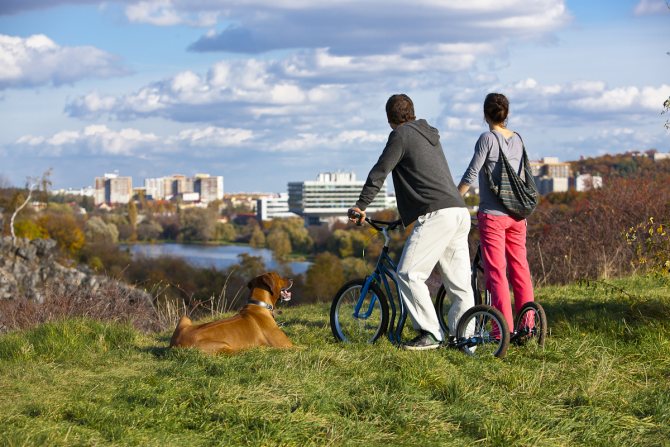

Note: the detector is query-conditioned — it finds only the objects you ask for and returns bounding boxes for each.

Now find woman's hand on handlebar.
[347,207,366,225]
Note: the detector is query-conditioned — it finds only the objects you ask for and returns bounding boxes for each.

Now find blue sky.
[1,0,668,193]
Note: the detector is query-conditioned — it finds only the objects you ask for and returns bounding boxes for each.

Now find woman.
[457,92,534,333]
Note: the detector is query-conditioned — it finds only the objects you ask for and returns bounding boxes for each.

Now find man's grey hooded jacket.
[356,119,466,226]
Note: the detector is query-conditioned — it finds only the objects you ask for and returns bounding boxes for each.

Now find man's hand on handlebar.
[347,207,366,225]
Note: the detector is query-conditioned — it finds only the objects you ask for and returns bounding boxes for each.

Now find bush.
[14,219,47,240]
[37,211,85,257]
[625,217,670,275]
[526,175,670,284]
[0,281,159,334]
[305,252,344,303]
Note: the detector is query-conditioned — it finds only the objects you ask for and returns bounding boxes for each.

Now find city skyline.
[1,1,669,192]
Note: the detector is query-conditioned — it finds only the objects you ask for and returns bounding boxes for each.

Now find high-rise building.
[195,175,224,203]
[288,171,391,225]
[144,174,224,203]
[94,173,132,205]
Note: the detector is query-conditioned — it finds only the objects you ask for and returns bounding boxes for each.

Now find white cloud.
[14,125,254,156]
[634,0,670,15]
[65,56,355,122]
[0,34,128,90]
[125,0,219,26]
[440,78,670,127]
[178,0,569,56]
[169,126,254,147]
[272,130,386,153]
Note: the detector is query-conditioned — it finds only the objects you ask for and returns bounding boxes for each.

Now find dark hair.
[483,93,509,125]
[386,94,416,125]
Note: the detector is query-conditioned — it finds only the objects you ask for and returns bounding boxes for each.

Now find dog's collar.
[247,299,274,311]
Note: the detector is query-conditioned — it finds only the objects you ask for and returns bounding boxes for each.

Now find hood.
[404,119,440,146]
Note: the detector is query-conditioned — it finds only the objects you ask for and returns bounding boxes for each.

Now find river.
[124,243,311,275]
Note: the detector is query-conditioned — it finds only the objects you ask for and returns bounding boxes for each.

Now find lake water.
[124,243,311,275]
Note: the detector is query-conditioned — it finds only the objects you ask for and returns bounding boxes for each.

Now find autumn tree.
[249,226,266,248]
[136,219,163,241]
[328,229,369,258]
[266,228,292,260]
[341,257,372,281]
[14,219,47,240]
[127,200,138,241]
[85,216,119,244]
[268,217,313,253]
[178,207,217,242]
[9,187,36,245]
[7,173,51,244]
[215,222,237,242]
[305,252,345,302]
[37,211,85,256]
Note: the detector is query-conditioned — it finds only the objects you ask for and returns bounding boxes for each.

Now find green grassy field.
[1,275,669,446]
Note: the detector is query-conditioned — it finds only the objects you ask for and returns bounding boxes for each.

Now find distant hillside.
[569,150,670,179]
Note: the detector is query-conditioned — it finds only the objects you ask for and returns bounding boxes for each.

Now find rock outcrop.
[0,236,150,304]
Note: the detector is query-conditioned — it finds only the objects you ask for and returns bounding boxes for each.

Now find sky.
[0,0,668,193]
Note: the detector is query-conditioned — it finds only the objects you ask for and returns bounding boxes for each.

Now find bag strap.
[483,130,531,189]
[490,131,526,177]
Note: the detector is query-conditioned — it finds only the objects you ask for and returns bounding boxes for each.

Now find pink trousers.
[477,212,535,332]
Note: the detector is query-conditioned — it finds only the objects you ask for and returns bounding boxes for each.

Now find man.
[349,94,474,350]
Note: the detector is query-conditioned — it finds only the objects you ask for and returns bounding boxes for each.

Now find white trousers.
[397,207,474,340]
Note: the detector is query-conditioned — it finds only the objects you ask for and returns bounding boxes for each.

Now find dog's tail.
[169,316,193,347]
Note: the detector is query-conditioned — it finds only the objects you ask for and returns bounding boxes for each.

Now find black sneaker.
[402,331,441,351]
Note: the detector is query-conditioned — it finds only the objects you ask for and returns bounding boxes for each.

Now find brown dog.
[169,272,293,354]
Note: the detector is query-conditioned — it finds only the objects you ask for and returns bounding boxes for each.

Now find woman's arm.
[458,132,493,195]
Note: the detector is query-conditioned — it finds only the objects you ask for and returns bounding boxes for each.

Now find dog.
[169,271,293,354]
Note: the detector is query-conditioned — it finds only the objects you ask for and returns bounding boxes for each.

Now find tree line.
[1,150,668,313]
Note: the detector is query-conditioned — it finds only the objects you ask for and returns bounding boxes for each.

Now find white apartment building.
[195,175,224,203]
[257,193,299,221]
[94,173,132,206]
[574,174,603,191]
[144,174,224,203]
[53,186,95,197]
[288,171,392,225]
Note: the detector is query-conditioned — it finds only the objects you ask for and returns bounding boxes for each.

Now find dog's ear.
[260,272,277,296]
[248,273,276,294]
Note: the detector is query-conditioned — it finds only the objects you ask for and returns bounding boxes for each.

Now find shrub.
[305,252,344,303]
[625,217,670,275]
[526,175,670,284]
[0,281,159,334]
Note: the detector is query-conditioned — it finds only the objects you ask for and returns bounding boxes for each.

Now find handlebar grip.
[347,209,364,226]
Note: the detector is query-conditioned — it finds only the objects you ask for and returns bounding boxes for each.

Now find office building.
[531,157,571,195]
[257,193,299,221]
[288,171,391,225]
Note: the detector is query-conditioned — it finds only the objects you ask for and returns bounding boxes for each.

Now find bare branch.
[10,181,37,245]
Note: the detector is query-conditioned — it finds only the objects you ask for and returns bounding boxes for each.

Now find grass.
[1,275,669,446]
